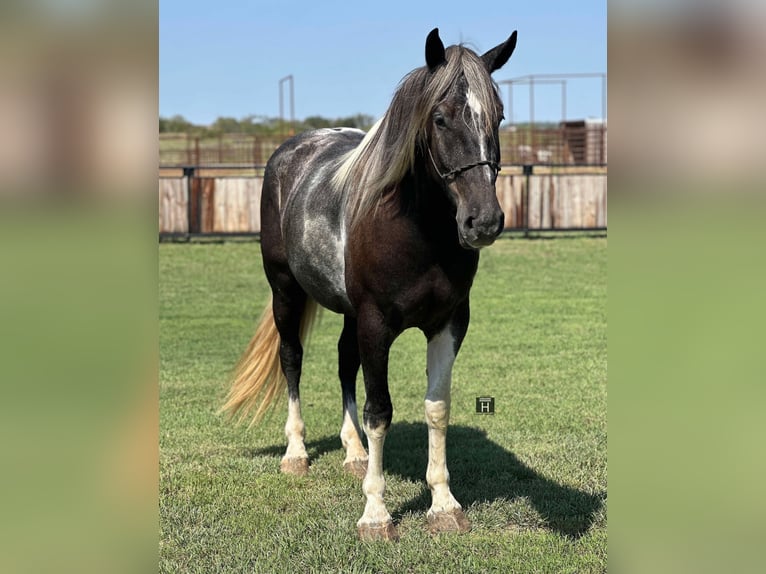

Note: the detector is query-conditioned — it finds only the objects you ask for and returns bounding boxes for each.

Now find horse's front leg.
[355,305,398,541]
[424,300,471,533]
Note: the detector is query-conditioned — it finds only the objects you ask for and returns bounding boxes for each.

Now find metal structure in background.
[497,73,607,166]
[498,73,607,126]
[159,72,607,168]
[159,126,608,167]
[279,75,295,137]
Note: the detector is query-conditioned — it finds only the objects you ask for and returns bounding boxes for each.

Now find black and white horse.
[222,28,518,541]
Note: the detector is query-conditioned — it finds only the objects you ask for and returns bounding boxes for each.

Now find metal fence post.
[183,166,198,234]
[523,164,533,237]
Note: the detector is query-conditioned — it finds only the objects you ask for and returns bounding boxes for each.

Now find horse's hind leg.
[271,279,310,476]
[338,315,368,479]
[259,160,311,475]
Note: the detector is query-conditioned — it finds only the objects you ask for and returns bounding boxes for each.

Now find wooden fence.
[159,166,606,235]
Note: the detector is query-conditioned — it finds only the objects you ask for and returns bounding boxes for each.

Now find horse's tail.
[220,297,319,427]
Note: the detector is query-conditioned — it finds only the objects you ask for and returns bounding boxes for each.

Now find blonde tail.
[220,296,319,427]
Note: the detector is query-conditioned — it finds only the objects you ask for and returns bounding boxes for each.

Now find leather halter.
[427,146,500,181]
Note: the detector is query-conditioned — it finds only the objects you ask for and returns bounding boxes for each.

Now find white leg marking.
[357,423,392,526]
[425,328,462,516]
[283,396,308,461]
[340,398,368,465]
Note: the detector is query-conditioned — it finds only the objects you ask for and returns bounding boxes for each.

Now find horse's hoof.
[280,457,309,476]
[427,509,471,534]
[357,521,399,541]
[343,459,368,479]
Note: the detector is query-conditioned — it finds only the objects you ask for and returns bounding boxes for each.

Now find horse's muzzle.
[459,208,504,249]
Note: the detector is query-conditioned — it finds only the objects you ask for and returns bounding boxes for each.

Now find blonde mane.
[332,45,502,230]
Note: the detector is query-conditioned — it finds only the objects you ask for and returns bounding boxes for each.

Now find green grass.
[160,235,607,573]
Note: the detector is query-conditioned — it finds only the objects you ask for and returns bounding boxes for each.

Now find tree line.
[159,113,377,137]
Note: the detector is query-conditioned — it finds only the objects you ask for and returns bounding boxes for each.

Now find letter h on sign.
[476,396,495,414]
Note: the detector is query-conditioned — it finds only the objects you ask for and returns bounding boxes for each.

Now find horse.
[221,27,518,541]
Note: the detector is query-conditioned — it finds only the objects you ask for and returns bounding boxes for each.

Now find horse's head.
[423,28,517,249]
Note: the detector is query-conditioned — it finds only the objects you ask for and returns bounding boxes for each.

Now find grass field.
[159,235,607,573]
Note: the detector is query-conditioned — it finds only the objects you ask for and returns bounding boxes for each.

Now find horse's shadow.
[250,421,604,538]
[383,422,604,538]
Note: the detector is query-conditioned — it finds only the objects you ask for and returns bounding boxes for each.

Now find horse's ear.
[481,31,518,73]
[425,28,446,71]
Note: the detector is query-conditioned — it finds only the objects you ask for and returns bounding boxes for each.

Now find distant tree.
[210,116,242,135]
[303,116,332,129]
[159,114,195,133]
[336,114,375,130]
[238,115,271,135]
[159,113,377,136]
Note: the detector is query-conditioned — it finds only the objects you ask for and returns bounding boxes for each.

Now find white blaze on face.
[466,89,492,183]
[466,89,483,128]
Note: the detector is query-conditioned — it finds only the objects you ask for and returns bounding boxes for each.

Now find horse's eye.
[434,113,447,128]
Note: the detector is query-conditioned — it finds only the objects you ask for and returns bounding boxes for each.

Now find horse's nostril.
[465,216,475,230]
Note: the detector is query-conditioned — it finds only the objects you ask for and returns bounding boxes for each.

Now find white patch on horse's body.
[279,130,359,314]
[338,213,348,288]
[299,213,347,302]
[330,127,366,134]
[424,327,463,515]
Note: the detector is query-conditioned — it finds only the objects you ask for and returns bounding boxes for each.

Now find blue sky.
[160,0,606,125]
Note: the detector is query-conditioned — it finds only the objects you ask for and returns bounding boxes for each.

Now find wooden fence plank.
[158,178,187,233]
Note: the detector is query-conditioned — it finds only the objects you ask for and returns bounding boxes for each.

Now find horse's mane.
[332,45,502,229]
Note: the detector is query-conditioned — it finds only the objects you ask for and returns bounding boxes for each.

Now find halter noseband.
[427,146,500,181]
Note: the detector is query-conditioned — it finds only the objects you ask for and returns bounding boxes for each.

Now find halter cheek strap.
[427,146,500,181]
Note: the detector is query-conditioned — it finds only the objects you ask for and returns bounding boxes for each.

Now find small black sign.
[476,396,495,414]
